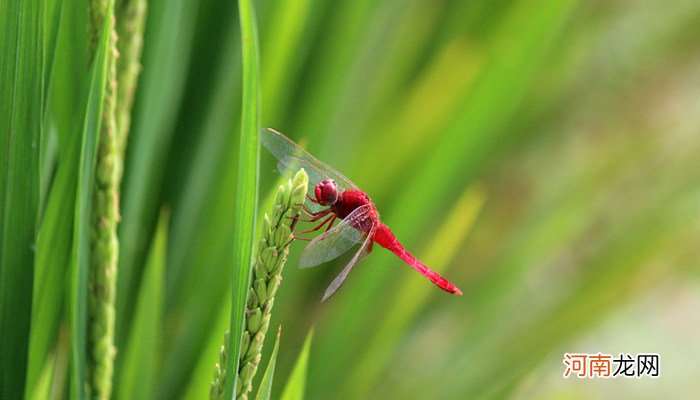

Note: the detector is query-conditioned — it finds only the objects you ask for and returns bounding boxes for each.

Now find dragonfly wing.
[261,127,359,191]
[321,225,376,302]
[298,205,372,268]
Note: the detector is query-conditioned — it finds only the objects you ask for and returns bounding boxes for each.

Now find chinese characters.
[563,353,659,378]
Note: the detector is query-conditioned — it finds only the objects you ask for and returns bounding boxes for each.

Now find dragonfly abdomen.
[375,224,463,295]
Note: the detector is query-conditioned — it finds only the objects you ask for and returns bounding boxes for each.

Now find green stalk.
[87,0,146,396]
[211,169,309,400]
[88,2,118,398]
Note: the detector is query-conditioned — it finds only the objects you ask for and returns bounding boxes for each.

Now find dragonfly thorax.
[314,179,338,206]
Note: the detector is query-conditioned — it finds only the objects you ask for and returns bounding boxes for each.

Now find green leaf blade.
[67,2,114,398]
[279,330,313,400]
[116,209,168,400]
[0,0,44,397]
[254,327,282,400]
[223,0,261,398]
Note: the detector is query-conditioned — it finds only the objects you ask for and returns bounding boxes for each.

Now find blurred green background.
[9,0,700,398]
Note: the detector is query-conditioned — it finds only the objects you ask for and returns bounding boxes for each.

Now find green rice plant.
[4,0,700,398]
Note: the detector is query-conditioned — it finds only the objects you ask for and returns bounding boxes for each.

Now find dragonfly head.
[314,179,338,206]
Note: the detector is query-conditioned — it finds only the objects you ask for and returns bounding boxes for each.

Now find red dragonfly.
[261,128,463,301]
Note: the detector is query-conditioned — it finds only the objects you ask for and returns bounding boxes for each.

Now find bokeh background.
[25,0,700,398]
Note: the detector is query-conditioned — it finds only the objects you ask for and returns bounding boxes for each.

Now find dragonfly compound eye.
[315,179,338,205]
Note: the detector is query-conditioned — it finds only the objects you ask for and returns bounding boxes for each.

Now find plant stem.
[87,0,147,396]
[211,169,309,400]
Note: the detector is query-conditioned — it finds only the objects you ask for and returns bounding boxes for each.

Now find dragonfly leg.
[300,205,317,216]
[324,215,337,233]
[295,213,335,235]
[294,208,331,223]
[287,204,326,220]
[287,208,328,237]
[306,194,319,204]
[288,213,335,246]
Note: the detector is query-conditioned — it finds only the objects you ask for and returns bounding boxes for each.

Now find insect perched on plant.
[261,128,463,301]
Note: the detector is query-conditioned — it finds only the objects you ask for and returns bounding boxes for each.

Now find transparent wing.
[298,205,373,268]
[322,225,376,302]
[260,127,359,191]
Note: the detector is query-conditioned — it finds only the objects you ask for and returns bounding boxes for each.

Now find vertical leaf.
[26,138,79,392]
[223,0,261,398]
[0,0,43,397]
[67,2,113,398]
[254,327,282,400]
[28,352,56,400]
[279,330,313,400]
[116,209,167,400]
[26,0,84,392]
[180,295,232,400]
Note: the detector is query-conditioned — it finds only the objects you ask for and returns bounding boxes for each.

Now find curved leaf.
[67,2,114,398]
[279,330,313,400]
[254,327,282,400]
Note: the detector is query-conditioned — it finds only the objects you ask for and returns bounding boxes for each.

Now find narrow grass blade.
[116,209,168,400]
[26,139,79,392]
[27,0,88,387]
[180,296,232,400]
[29,323,70,400]
[279,329,313,400]
[0,0,44,397]
[37,12,56,216]
[28,350,56,400]
[223,0,261,398]
[41,0,64,101]
[67,2,114,398]
[254,327,281,400]
[38,0,64,213]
